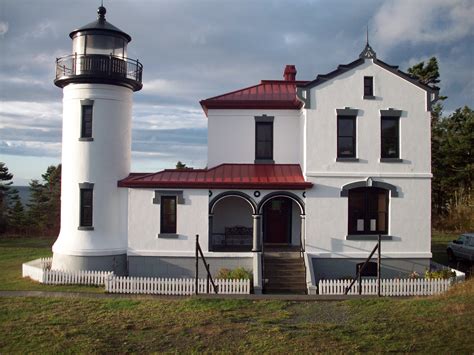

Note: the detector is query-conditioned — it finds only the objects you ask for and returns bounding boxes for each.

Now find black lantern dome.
[54,6,143,91]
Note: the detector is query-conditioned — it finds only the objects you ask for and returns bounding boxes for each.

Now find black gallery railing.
[55,54,143,88]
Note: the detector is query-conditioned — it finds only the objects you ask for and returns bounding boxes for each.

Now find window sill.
[363,95,375,100]
[78,137,94,142]
[380,158,403,163]
[346,235,393,241]
[158,233,180,239]
[78,226,94,231]
[254,159,275,164]
[336,157,359,162]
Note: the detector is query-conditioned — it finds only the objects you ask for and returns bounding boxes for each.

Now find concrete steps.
[263,251,306,294]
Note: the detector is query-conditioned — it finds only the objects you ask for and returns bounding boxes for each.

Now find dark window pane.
[256,122,273,160]
[81,105,93,138]
[161,196,177,234]
[80,188,93,227]
[337,116,356,158]
[338,137,355,157]
[364,76,373,96]
[348,187,388,234]
[381,117,399,158]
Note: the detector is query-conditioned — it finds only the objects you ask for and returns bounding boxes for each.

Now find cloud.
[0,21,8,36]
[373,0,474,48]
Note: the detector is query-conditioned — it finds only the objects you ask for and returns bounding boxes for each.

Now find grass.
[0,233,473,352]
[0,280,473,352]
[0,236,102,293]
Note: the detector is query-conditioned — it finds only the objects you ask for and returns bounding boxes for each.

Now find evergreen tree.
[27,179,49,234]
[175,161,187,169]
[0,162,14,232]
[7,190,25,233]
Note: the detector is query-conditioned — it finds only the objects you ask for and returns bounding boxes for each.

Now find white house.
[51,6,439,294]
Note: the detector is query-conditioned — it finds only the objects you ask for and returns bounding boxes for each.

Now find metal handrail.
[195,234,218,294]
[344,235,382,295]
[55,53,143,85]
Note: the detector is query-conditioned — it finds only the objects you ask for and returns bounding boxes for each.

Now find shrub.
[425,269,456,279]
[216,267,252,280]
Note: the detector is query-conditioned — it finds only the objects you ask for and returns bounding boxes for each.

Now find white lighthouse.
[52,5,142,274]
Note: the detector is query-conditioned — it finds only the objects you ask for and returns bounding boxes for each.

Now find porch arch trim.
[257,191,305,215]
[209,191,257,214]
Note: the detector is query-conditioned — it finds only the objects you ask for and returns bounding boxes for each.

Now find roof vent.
[283,65,297,81]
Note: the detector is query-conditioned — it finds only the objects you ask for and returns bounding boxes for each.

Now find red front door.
[263,198,292,244]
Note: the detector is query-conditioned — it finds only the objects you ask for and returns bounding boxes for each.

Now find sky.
[0,0,473,185]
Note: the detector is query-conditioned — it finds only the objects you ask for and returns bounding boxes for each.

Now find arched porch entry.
[257,192,306,250]
[209,192,257,252]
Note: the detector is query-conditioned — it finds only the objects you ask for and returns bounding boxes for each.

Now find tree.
[7,190,25,233]
[26,164,62,236]
[0,162,14,232]
[408,58,473,229]
[175,161,187,169]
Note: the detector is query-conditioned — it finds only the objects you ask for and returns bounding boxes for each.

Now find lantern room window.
[72,34,127,57]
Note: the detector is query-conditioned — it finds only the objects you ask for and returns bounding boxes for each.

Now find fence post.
[195,234,199,295]
[377,234,381,297]
[206,263,210,294]
[358,264,362,295]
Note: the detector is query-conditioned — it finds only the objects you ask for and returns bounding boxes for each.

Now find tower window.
[160,196,177,234]
[337,115,356,158]
[79,184,94,230]
[381,117,400,159]
[364,76,374,98]
[81,105,93,139]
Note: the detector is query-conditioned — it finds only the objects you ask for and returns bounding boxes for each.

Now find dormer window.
[364,76,374,98]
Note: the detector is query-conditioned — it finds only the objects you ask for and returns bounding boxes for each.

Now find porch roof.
[118,163,313,190]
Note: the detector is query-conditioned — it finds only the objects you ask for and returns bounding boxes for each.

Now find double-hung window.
[348,187,388,235]
[255,116,274,162]
[337,115,356,158]
[364,76,374,98]
[80,100,94,141]
[381,117,400,159]
[79,183,94,230]
[160,196,177,234]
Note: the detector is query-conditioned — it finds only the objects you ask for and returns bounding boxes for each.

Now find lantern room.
[54,5,142,91]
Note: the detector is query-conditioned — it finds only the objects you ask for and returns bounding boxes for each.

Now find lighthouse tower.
[52,6,142,274]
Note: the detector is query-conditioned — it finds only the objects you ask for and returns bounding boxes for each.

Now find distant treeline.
[0,163,61,236]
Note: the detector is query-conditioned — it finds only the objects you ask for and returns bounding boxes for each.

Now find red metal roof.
[200,80,309,115]
[118,164,312,190]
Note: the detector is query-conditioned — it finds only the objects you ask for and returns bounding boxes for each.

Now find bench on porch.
[212,226,253,248]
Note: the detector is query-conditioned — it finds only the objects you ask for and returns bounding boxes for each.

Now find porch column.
[300,214,306,251]
[208,214,214,252]
[252,214,262,252]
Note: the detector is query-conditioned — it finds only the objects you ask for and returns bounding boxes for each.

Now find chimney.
[283,65,297,81]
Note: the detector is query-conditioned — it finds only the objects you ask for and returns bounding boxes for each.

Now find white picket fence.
[22,258,112,286]
[105,275,251,295]
[43,269,113,286]
[319,278,452,296]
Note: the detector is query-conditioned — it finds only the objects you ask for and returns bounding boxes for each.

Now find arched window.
[348,187,388,235]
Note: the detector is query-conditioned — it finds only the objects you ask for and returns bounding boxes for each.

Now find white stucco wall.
[213,196,253,233]
[53,84,132,256]
[207,109,303,168]
[128,188,209,255]
[304,176,431,258]
[305,59,431,175]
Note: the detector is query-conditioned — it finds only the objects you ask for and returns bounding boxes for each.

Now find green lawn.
[0,236,102,293]
[0,280,473,353]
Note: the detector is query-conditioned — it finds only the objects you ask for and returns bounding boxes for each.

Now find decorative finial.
[98,4,106,20]
[359,25,376,59]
